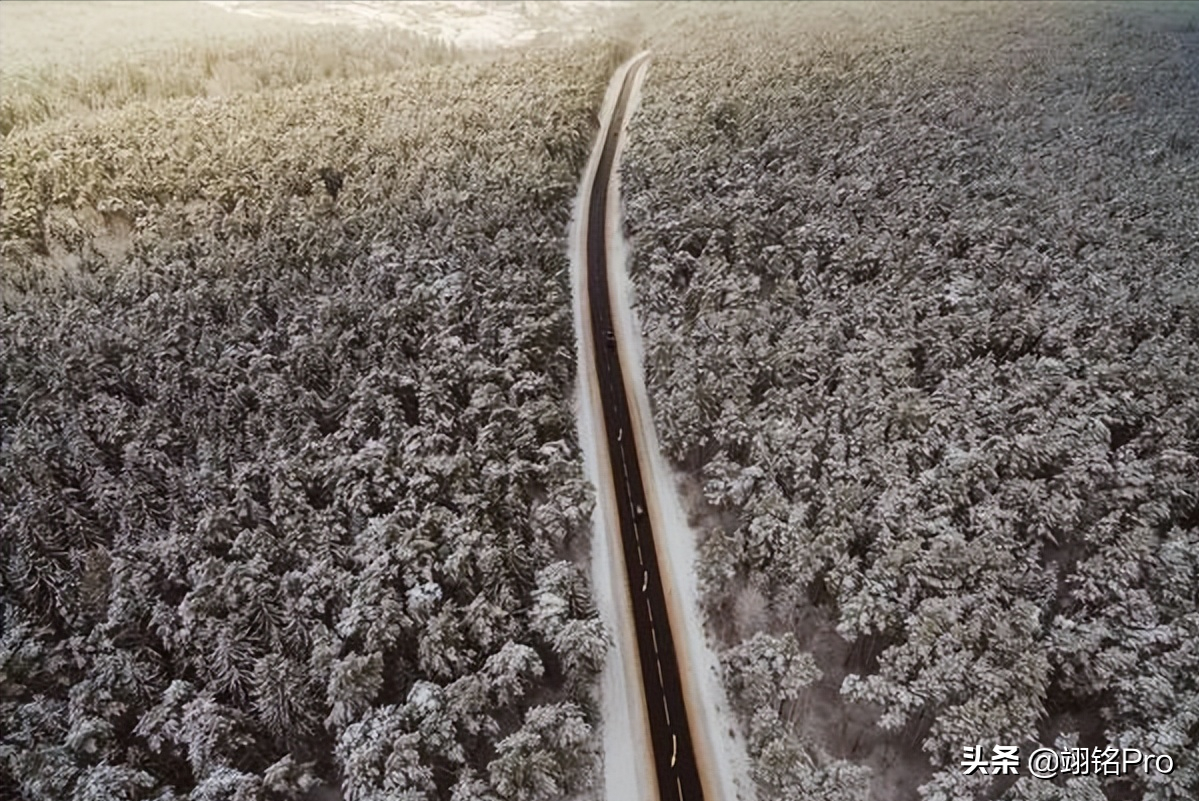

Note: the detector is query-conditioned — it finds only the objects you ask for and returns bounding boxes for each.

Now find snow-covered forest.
[2,2,1197,800]
[623,3,1199,800]
[1,6,634,798]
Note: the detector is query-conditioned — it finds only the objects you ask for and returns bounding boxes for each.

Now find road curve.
[572,52,710,801]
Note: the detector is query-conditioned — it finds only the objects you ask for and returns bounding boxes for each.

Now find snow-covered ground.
[570,54,756,801]
[205,0,627,49]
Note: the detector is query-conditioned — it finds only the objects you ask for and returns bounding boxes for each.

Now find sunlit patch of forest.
[3,1,1198,800]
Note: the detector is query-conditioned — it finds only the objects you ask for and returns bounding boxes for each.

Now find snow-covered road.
[569,53,755,801]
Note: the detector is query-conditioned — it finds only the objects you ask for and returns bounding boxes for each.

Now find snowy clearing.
[206,0,627,49]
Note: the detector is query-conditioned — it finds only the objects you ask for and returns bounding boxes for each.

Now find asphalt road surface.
[581,52,707,801]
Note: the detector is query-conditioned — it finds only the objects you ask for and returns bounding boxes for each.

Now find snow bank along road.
[570,53,754,801]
